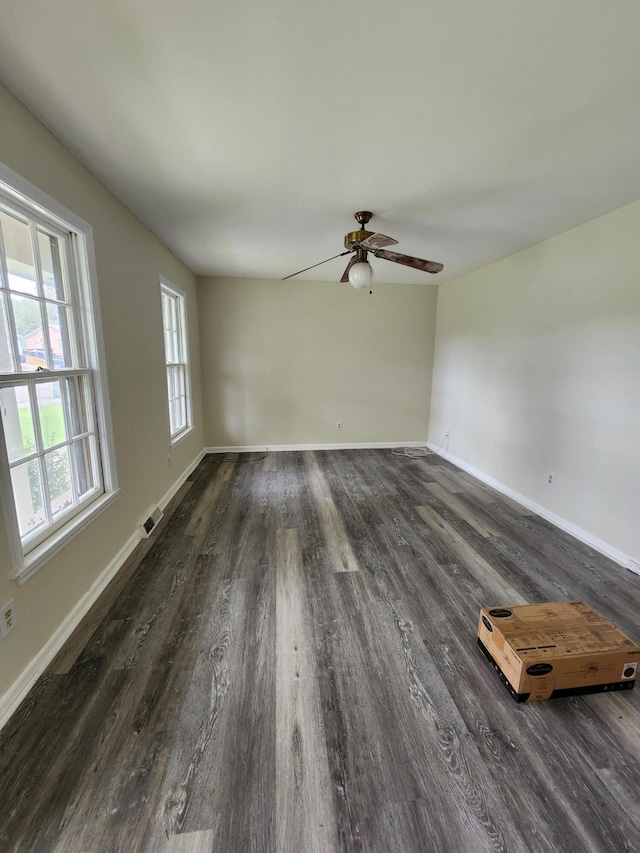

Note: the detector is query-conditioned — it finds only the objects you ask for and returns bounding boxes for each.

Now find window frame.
[159,276,192,447]
[0,162,119,584]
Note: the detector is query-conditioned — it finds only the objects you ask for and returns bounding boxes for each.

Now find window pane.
[161,292,171,325]
[38,231,66,301]
[45,445,73,519]
[71,437,96,499]
[165,329,178,363]
[169,296,178,331]
[0,292,16,372]
[162,293,181,364]
[0,384,35,462]
[170,398,182,434]
[0,211,38,296]
[65,374,90,436]
[162,292,177,333]
[167,364,185,401]
[177,395,186,431]
[170,396,186,434]
[46,302,73,368]
[36,381,66,448]
[11,458,46,537]
[11,293,45,371]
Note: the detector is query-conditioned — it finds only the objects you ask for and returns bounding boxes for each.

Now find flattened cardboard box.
[477,600,640,702]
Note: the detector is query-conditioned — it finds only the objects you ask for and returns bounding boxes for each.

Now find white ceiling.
[1,1,639,284]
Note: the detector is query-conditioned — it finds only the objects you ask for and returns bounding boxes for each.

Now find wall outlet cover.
[1,599,17,639]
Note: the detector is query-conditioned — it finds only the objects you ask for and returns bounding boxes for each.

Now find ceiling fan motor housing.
[344,229,374,249]
[345,210,374,249]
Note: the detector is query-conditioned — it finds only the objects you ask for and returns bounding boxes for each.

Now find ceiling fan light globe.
[348,261,373,289]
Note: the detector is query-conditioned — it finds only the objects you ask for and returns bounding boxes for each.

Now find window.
[0,163,117,582]
[160,277,191,445]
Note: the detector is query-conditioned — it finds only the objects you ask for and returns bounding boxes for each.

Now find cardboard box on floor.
[477,600,640,702]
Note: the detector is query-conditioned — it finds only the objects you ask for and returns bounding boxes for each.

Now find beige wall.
[0,83,204,697]
[198,277,437,447]
[430,198,640,563]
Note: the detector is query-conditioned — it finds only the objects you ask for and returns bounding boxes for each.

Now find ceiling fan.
[282,211,443,289]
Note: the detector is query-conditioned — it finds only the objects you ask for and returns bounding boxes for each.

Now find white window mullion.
[27,378,43,456]
[69,442,81,507]
[59,376,79,506]
[67,234,89,367]
[0,411,25,577]
[0,290,20,374]
[85,372,103,491]
[0,232,21,374]
[30,220,45,300]
[29,379,53,529]
[89,433,102,494]
[59,234,80,367]
[0,366,93,383]
[38,454,53,530]
[7,450,39,468]
[30,220,55,370]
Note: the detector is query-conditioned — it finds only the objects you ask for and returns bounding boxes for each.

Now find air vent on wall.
[140,506,164,538]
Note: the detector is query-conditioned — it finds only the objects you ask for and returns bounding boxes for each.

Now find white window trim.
[0,162,119,583]
[159,275,193,447]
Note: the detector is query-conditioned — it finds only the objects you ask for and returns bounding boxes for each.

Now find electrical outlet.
[1,599,17,639]
[336,421,342,431]
[547,472,555,486]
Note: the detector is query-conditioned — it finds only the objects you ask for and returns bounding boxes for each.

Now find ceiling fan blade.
[282,250,352,280]
[373,248,443,274]
[340,255,358,283]
[359,232,399,251]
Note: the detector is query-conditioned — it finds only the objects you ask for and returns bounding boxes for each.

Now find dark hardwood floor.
[1,449,640,852]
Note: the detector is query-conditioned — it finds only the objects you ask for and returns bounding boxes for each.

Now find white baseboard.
[429,444,638,575]
[0,448,206,732]
[205,442,427,453]
[159,449,206,509]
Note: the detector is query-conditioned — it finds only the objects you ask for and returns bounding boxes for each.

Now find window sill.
[170,426,194,450]
[12,488,120,585]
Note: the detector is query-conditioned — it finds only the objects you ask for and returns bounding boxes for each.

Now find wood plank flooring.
[1,449,640,852]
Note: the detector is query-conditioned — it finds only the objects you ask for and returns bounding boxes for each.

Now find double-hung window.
[0,164,117,582]
[160,277,191,445]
